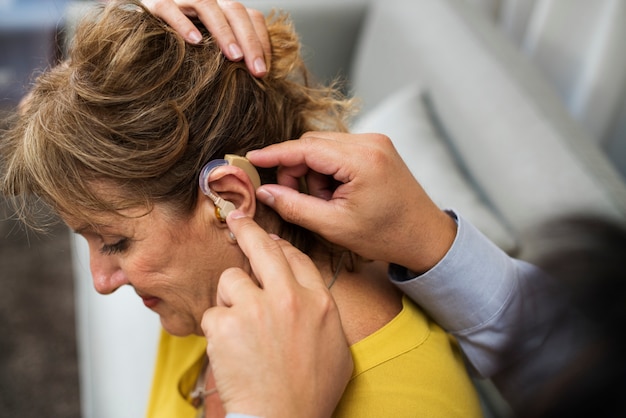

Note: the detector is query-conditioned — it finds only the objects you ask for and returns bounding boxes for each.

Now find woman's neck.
[311,249,403,346]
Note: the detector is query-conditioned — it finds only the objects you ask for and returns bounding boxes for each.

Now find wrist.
[397,209,457,274]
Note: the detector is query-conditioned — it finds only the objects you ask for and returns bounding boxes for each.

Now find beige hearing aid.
[199,154,261,221]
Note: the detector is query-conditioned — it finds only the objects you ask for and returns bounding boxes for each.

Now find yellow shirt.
[147,296,482,417]
[146,330,206,418]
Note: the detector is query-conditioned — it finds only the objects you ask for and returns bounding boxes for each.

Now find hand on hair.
[247,131,458,273]
[142,0,270,77]
[201,210,352,418]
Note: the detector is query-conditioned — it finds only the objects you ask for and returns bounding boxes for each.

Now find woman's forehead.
[61,205,150,235]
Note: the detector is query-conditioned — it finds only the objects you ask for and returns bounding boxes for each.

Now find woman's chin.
[159,318,199,337]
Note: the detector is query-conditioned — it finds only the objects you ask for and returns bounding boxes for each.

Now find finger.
[273,165,335,199]
[201,304,241,345]
[246,134,354,181]
[246,138,326,168]
[305,170,335,200]
[254,184,353,238]
[271,237,328,291]
[270,156,337,197]
[191,0,244,60]
[200,304,225,340]
[226,211,297,291]
[218,1,267,76]
[274,163,310,191]
[143,0,203,44]
[247,7,271,74]
[215,266,261,308]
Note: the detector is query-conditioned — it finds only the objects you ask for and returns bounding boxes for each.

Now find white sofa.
[278,0,626,260]
[67,0,626,417]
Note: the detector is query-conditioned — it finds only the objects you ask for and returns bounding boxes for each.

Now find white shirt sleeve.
[389,211,586,408]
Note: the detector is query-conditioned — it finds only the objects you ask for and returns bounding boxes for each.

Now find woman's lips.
[138,294,161,309]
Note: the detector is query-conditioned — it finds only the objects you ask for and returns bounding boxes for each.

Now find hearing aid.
[199,154,261,222]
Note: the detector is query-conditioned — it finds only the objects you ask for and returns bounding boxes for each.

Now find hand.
[247,131,458,273]
[201,210,352,418]
[142,0,270,77]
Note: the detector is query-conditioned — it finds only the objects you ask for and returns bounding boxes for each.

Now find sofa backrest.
[349,0,626,258]
[474,0,626,180]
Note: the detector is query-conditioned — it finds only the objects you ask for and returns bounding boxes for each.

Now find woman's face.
[66,202,246,337]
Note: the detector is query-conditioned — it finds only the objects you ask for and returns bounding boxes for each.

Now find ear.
[198,164,257,224]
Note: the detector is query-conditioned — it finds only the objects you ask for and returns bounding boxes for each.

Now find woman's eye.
[99,238,129,256]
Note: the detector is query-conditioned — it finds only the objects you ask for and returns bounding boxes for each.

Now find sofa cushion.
[351,83,518,254]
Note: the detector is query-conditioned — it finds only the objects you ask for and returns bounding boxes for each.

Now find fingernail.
[229,209,246,220]
[188,30,202,44]
[269,233,281,241]
[245,149,258,158]
[253,57,267,75]
[256,188,275,206]
[229,43,243,60]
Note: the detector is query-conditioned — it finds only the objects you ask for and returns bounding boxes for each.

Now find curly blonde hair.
[1,0,354,251]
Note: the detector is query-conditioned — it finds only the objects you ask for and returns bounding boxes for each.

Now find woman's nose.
[89,251,129,295]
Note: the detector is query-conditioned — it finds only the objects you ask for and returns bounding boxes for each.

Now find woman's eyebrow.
[72,223,112,235]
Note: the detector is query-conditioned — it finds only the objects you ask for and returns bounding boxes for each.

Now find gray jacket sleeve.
[389,212,586,408]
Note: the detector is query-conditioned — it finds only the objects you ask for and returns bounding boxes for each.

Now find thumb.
[256,184,339,234]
